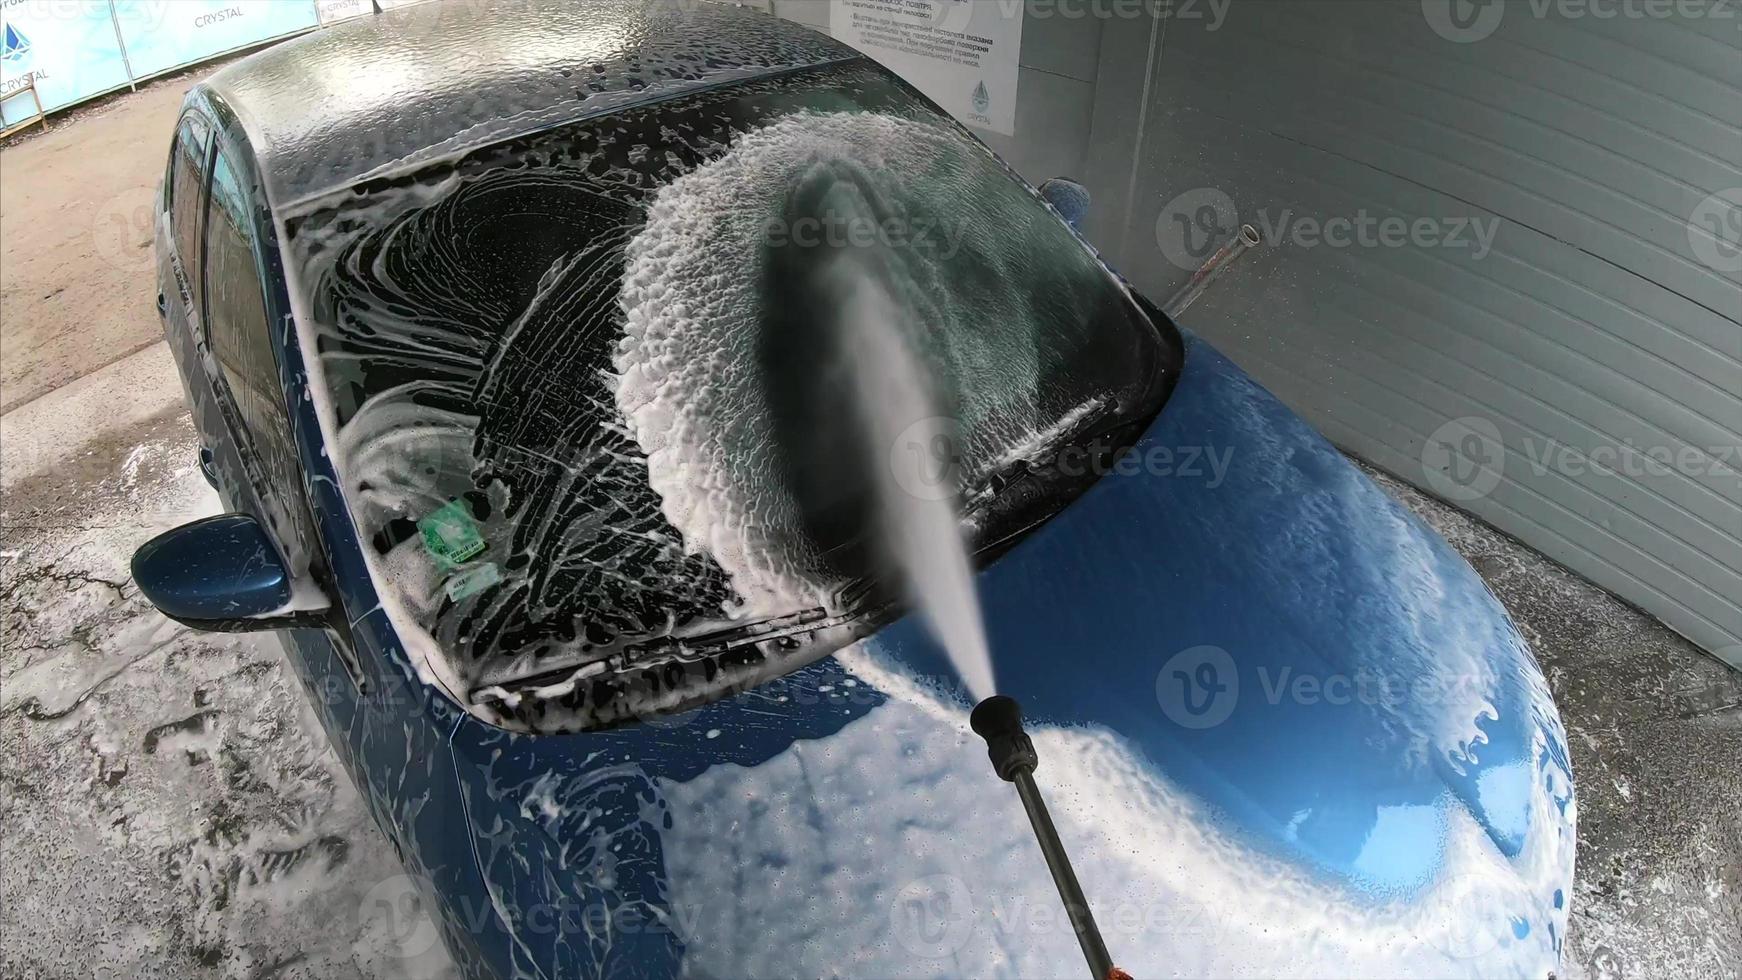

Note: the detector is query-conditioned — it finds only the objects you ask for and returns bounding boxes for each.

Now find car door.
[196,138,373,738]
[158,110,382,787]
[195,138,492,937]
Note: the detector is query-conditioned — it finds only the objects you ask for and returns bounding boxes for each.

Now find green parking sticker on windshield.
[418,499,486,567]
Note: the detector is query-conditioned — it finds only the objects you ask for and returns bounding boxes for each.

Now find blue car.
[133,1,1575,977]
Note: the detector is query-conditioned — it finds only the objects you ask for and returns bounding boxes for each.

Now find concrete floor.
[2,69,1737,980]
[1,346,452,979]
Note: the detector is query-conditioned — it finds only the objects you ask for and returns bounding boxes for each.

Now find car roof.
[203,0,858,210]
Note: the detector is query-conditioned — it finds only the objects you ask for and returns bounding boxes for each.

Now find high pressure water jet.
[972,696,1130,980]
[761,157,996,701]
[763,162,1123,975]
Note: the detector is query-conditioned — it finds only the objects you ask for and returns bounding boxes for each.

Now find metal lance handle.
[971,696,1128,980]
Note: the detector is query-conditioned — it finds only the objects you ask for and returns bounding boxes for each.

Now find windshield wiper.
[469,578,889,703]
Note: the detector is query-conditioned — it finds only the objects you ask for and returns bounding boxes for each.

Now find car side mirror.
[132,514,326,632]
[1038,177,1090,232]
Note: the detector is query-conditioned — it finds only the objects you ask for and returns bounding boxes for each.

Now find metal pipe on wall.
[1163,223,1261,320]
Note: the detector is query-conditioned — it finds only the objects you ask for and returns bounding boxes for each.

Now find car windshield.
[284,59,1180,731]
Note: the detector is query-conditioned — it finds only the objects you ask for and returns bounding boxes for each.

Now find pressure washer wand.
[971,696,1129,980]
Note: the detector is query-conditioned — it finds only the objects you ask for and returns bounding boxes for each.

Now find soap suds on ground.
[0,395,455,980]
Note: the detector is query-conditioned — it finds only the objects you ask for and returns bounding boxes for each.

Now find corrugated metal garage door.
[1090,1,1741,665]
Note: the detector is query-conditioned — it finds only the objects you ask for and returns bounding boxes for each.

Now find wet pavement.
[0,349,455,979]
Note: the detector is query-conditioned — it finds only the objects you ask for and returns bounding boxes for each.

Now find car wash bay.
[2,5,1739,978]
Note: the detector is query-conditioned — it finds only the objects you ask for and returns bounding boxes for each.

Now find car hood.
[446,337,1575,979]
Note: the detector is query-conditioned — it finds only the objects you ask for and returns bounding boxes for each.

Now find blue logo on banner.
[2,23,30,64]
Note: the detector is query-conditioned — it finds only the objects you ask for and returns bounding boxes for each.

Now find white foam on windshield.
[280,91,1158,723]
[615,111,1057,616]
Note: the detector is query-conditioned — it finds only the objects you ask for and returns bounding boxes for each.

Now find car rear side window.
[169,114,210,295]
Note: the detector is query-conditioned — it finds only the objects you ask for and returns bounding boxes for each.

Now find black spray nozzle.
[970,695,1124,980]
[971,695,1040,782]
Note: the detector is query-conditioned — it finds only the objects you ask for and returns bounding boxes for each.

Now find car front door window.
[201,147,318,575]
